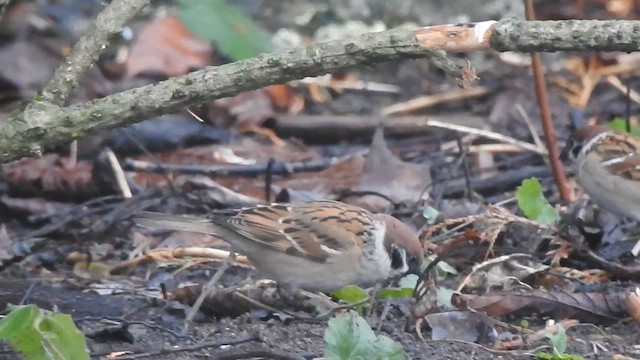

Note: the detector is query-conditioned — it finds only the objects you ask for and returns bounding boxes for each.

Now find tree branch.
[39,0,150,106]
[3,19,640,162]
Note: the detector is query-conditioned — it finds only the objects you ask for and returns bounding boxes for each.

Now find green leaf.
[422,206,440,225]
[331,285,369,304]
[534,352,555,360]
[0,305,89,360]
[377,275,418,300]
[435,260,458,276]
[422,256,457,280]
[324,311,376,359]
[545,324,567,356]
[609,118,640,135]
[534,351,585,360]
[324,311,404,360]
[516,178,560,226]
[177,0,274,61]
[376,288,414,299]
[372,335,404,359]
[435,287,456,310]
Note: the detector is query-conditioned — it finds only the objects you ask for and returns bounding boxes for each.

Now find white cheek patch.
[390,247,408,275]
[370,220,392,270]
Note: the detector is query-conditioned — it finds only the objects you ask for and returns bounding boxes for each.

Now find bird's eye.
[390,247,405,270]
[408,256,419,267]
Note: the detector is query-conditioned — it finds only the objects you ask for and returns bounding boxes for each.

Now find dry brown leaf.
[461,289,626,324]
[0,41,58,98]
[0,196,76,218]
[603,0,636,17]
[212,89,276,128]
[1,154,100,199]
[548,238,576,266]
[265,84,305,114]
[624,288,640,324]
[354,127,432,204]
[126,16,212,78]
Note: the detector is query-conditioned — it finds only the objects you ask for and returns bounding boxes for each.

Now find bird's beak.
[407,258,422,276]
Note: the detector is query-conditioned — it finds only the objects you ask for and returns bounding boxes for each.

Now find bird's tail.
[133,211,219,235]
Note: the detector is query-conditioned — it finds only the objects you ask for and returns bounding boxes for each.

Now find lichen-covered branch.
[1,27,456,162]
[39,0,150,106]
[491,18,640,52]
[3,18,640,162]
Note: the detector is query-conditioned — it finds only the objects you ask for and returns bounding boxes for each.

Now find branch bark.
[3,18,640,162]
[38,0,150,106]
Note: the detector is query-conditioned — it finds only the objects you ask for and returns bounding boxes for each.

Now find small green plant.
[376,274,418,299]
[324,310,404,360]
[534,325,585,360]
[423,255,458,281]
[609,118,640,135]
[516,178,560,226]
[0,304,89,360]
[422,206,441,225]
[178,0,274,61]
[331,285,369,313]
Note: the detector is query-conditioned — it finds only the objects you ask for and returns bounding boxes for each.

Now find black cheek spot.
[391,248,404,270]
[571,144,583,158]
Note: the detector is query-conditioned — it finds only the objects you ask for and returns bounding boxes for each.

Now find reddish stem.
[524,0,573,202]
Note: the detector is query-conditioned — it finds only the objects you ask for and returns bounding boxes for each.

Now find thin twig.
[515,103,545,152]
[524,0,572,202]
[104,148,133,199]
[90,333,259,359]
[605,75,640,106]
[425,119,546,155]
[627,81,632,134]
[210,345,307,360]
[124,156,350,177]
[232,291,316,321]
[455,134,474,198]
[109,247,251,275]
[381,86,490,116]
[292,75,401,94]
[184,252,237,333]
[39,0,150,104]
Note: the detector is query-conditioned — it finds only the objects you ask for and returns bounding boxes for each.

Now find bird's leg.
[366,282,382,317]
[183,252,237,333]
[276,285,313,311]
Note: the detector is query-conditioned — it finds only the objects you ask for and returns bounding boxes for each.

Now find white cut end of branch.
[474,20,497,43]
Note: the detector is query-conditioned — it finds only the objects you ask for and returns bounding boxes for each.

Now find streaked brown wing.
[292,200,376,251]
[605,154,640,181]
[212,201,374,262]
[593,132,640,162]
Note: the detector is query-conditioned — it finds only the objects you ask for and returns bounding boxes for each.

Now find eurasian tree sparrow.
[134,200,424,293]
[569,125,640,221]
